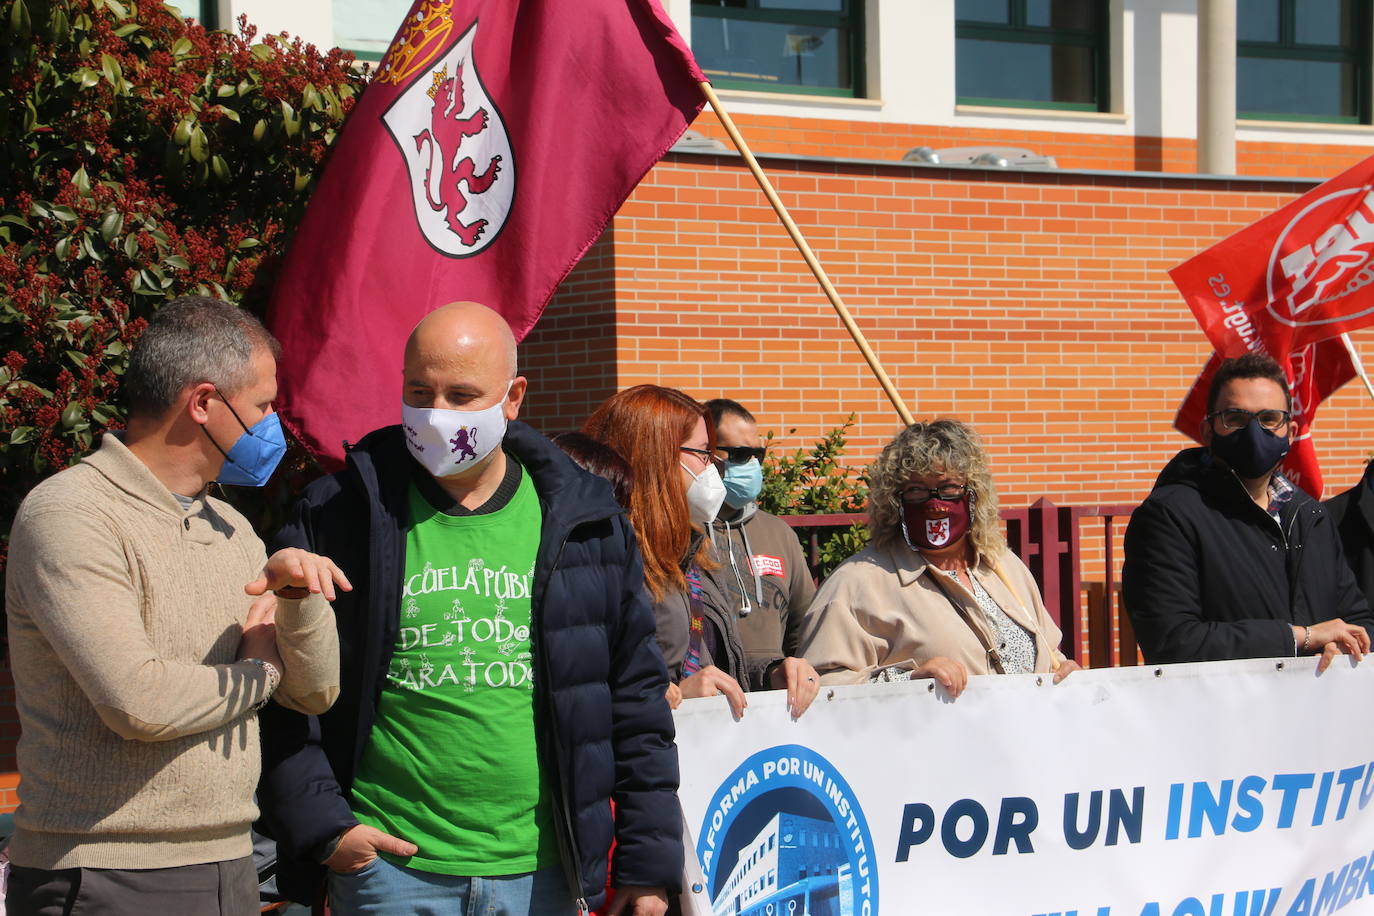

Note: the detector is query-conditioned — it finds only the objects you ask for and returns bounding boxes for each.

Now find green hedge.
[0,0,365,570]
[758,416,870,579]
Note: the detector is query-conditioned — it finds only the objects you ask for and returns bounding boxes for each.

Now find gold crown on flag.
[376,1,454,86]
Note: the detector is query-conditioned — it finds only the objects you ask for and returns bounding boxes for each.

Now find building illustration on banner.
[697,745,877,916]
[712,811,853,916]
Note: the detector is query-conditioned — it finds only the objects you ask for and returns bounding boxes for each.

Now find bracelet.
[1302,626,1312,654]
[246,658,281,710]
[274,585,310,600]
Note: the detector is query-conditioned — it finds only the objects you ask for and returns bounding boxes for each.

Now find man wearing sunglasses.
[702,399,820,717]
[1123,353,1372,670]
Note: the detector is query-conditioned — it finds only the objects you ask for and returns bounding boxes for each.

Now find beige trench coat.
[797,540,1066,684]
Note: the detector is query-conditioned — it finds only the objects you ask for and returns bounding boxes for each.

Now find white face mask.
[682,461,727,526]
[401,383,511,478]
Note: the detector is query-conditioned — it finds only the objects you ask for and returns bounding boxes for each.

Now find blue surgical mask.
[722,458,763,509]
[208,392,287,487]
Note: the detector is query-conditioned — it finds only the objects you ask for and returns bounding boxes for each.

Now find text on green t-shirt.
[349,467,559,876]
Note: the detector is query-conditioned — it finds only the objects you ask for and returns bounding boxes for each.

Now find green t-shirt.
[349,467,560,875]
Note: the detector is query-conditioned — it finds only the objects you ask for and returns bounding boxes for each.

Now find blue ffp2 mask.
[212,408,287,487]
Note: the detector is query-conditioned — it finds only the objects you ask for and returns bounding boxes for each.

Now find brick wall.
[520,224,619,428]
[524,152,1374,511]
[686,109,1374,179]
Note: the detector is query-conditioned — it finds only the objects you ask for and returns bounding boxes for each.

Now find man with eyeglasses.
[1123,352,1372,669]
[702,399,820,717]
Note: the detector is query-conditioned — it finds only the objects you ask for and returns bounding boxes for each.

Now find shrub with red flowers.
[0,0,366,570]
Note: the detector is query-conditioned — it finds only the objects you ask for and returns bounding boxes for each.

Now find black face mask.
[1209,418,1290,480]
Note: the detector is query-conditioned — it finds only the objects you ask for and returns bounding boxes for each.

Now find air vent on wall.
[903,145,1058,170]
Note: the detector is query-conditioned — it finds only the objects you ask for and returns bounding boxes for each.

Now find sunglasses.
[716,446,767,463]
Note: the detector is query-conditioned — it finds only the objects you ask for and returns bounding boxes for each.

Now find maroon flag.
[1173,340,1355,497]
[267,0,705,467]
[1170,153,1374,360]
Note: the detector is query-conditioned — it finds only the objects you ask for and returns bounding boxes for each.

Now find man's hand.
[245,548,353,601]
[323,824,418,874]
[1053,658,1083,683]
[605,885,669,916]
[237,593,284,675]
[912,656,968,698]
[678,665,747,719]
[1305,618,1370,673]
[767,656,820,718]
[665,682,683,709]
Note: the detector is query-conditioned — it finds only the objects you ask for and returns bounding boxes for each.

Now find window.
[1237,0,1370,122]
[955,0,1108,111]
[334,0,413,62]
[691,0,863,97]
[169,0,216,27]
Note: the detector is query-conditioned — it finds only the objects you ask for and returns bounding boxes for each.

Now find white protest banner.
[672,658,1374,916]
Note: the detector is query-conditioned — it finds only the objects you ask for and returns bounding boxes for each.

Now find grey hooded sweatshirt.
[703,502,817,689]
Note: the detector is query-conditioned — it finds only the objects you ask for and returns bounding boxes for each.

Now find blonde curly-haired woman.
[797,419,1081,696]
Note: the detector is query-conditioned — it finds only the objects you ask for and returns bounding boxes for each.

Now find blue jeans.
[326,857,576,916]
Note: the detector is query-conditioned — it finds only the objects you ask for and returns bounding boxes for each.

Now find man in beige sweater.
[4,296,348,915]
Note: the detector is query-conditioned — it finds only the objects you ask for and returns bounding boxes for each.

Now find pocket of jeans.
[331,854,382,877]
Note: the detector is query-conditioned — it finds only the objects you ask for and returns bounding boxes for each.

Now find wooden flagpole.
[1340,332,1374,403]
[698,81,916,427]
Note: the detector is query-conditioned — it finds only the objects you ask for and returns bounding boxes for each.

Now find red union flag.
[1170,154,1374,359]
[267,0,705,467]
[1174,340,1355,497]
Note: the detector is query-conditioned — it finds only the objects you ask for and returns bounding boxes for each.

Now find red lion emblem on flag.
[414,65,503,247]
[383,21,515,258]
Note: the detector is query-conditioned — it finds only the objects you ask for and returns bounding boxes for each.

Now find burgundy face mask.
[902,495,972,551]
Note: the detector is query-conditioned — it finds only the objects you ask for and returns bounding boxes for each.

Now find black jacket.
[256,422,682,907]
[1325,461,1374,611]
[1122,447,1373,663]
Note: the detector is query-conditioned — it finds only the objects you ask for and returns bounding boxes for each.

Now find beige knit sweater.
[4,433,340,870]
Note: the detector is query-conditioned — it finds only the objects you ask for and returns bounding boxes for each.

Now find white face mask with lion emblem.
[401,382,512,478]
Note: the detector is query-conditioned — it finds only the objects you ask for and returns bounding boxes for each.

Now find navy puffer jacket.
[256,422,682,908]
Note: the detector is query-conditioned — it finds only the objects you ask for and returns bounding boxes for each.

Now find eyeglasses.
[1207,408,1291,432]
[715,446,766,464]
[901,483,969,504]
[680,446,713,465]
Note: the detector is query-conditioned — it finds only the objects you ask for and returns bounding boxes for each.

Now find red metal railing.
[779,500,1138,667]
[1072,504,1141,667]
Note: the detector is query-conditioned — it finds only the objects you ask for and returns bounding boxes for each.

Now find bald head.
[402,301,526,419]
[405,301,517,377]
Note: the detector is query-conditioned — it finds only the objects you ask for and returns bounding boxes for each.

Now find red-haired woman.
[585,385,751,717]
